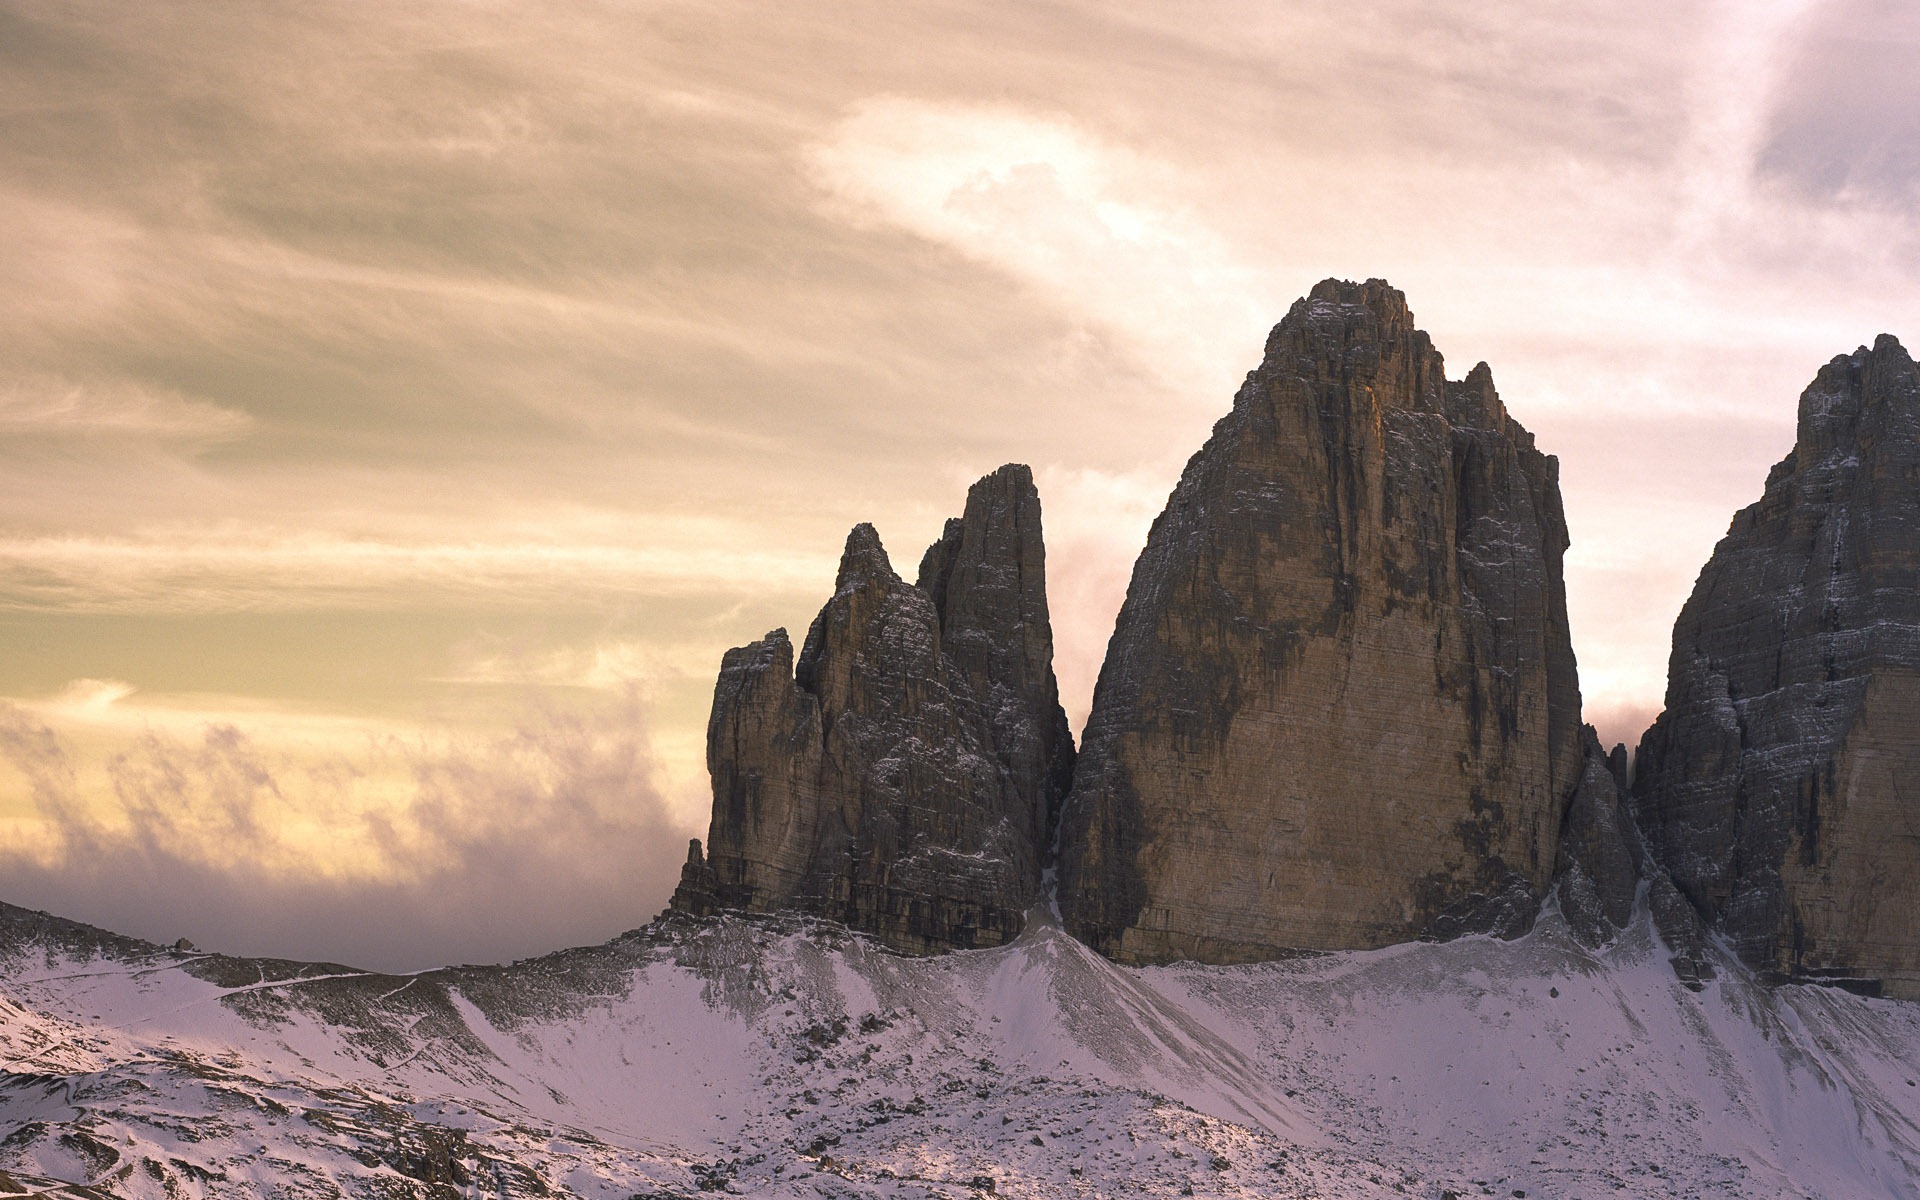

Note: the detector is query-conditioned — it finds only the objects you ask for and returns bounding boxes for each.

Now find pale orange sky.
[2,0,1917,969]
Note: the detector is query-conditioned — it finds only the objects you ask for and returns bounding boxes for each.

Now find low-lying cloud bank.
[0,689,694,972]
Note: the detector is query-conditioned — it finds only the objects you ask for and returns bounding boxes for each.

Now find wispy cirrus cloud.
[0,375,253,444]
[0,524,828,614]
[809,98,1276,400]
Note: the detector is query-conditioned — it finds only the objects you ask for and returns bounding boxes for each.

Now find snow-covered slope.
[2,900,1917,1198]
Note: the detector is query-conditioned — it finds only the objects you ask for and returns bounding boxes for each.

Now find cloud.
[440,635,718,694]
[0,524,828,614]
[1756,0,1920,208]
[809,98,1275,398]
[0,689,696,972]
[0,375,252,444]
[1666,0,1826,252]
[46,678,138,717]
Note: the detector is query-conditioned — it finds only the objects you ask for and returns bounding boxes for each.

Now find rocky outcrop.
[670,467,1072,954]
[1555,729,1641,950]
[1633,335,1920,999]
[1553,727,1715,986]
[1056,278,1586,965]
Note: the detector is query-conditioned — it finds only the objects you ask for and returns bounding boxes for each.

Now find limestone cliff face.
[671,467,1072,954]
[1633,336,1920,999]
[1056,278,1585,965]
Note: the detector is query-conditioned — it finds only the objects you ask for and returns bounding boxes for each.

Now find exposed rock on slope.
[1633,335,1920,999]
[671,466,1071,954]
[1555,729,1642,950]
[1058,278,1586,965]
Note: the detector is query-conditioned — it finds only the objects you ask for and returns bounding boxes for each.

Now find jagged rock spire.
[671,467,1070,954]
[916,464,1076,858]
[1553,726,1715,986]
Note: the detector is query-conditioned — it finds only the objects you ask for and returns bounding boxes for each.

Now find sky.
[2,0,1917,971]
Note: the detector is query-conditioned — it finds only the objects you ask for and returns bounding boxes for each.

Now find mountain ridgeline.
[671,279,1920,1001]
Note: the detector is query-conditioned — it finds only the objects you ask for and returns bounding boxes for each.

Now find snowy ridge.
[2,901,1918,1198]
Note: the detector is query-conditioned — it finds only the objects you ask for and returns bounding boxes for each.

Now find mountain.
[670,465,1072,955]
[1633,334,1920,1000]
[5,901,1919,1198]
[1058,279,1586,964]
[8,282,1920,1197]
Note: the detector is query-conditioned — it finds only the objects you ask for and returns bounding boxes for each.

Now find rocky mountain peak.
[1257,277,1445,418]
[1785,335,1917,471]
[1302,275,1416,333]
[916,464,1038,618]
[1056,277,1585,965]
[1864,331,1915,399]
[672,466,1070,954]
[1448,359,1525,442]
[833,521,897,592]
[797,523,937,697]
[915,462,1075,852]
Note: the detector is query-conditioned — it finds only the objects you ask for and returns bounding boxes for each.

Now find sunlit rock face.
[672,466,1072,954]
[1633,335,1920,1000]
[1057,278,1586,965]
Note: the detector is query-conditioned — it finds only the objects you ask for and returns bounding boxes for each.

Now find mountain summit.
[1056,278,1586,963]
[672,277,1919,1001]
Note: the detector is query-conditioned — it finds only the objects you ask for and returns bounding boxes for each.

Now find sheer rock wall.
[916,465,1077,863]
